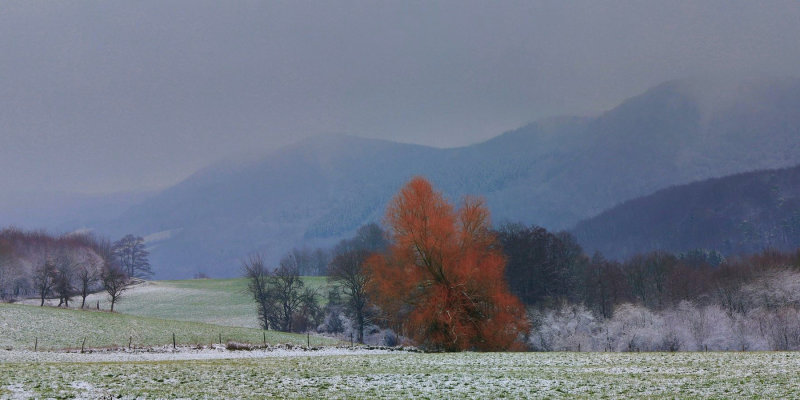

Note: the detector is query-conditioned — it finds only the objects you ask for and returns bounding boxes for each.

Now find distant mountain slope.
[572,165,800,260]
[103,78,800,278]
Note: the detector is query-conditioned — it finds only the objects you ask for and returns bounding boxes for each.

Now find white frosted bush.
[529,303,602,351]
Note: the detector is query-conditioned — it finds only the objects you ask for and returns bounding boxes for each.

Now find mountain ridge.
[97,77,800,278]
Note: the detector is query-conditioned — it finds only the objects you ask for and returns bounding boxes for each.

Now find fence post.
[81,337,86,353]
[350,333,353,347]
[129,336,132,349]
[307,332,310,348]
[219,333,222,345]
[263,331,266,347]
[173,332,176,349]
[34,337,37,352]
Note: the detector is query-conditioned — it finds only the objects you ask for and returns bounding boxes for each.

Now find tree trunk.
[357,314,364,344]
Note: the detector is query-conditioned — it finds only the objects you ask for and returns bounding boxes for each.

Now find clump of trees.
[497,223,585,306]
[243,254,320,333]
[0,228,148,311]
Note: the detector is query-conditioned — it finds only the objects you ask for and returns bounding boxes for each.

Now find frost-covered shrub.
[529,303,602,351]
[664,302,734,351]
[740,270,800,311]
[528,300,800,352]
[526,270,800,352]
[319,310,345,334]
[606,304,667,352]
[754,306,800,350]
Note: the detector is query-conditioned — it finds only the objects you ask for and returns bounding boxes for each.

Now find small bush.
[226,341,255,351]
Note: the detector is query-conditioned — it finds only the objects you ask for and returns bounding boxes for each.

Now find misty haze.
[3,1,800,398]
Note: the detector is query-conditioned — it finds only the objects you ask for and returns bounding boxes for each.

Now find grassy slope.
[2,352,799,398]
[0,303,337,351]
[82,277,331,329]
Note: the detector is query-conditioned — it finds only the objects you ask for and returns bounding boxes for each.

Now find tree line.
[246,176,800,352]
[0,228,151,311]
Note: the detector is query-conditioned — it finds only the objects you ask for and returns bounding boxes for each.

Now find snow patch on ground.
[3,383,34,400]
[0,345,396,363]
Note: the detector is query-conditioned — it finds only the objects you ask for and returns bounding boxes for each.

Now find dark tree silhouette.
[243,254,316,333]
[112,234,152,278]
[33,257,57,307]
[328,223,388,343]
[101,263,131,312]
[53,253,77,307]
[497,223,586,305]
[77,255,101,309]
[329,247,372,343]
[243,254,277,330]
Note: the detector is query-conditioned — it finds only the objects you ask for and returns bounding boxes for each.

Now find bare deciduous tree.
[243,254,276,330]
[53,252,78,307]
[329,247,372,343]
[33,257,57,307]
[102,263,131,312]
[77,254,101,308]
[271,261,305,332]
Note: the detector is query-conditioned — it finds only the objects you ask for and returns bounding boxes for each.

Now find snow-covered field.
[0,345,394,363]
[2,350,799,398]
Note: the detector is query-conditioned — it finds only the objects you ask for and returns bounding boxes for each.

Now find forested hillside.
[573,165,800,260]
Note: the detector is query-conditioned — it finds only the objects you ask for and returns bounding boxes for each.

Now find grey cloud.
[1,0,799,193]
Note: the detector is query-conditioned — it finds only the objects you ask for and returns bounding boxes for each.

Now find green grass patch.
[0,303,337,351]
[82,277,332,329]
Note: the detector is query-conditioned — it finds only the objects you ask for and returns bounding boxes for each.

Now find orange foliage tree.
[366,177,529,351]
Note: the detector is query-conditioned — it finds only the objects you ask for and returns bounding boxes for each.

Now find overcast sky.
[2,0,800,194]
